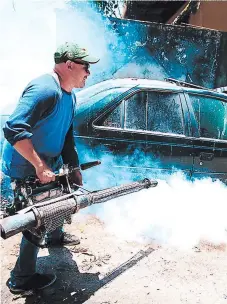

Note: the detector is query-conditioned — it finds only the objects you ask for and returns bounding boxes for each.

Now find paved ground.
[0,214,227,304]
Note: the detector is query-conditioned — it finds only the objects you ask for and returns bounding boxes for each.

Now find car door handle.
[199,152,214,161]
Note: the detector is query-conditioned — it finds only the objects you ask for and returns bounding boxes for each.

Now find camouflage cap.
[54,42,100,64]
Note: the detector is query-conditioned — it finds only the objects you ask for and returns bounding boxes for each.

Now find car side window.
[102,104,123,128]
[125,91,147,130]
[147,91,184,134]
[102,91,147,130]
[189,94,227,140]
[101,90,184,134]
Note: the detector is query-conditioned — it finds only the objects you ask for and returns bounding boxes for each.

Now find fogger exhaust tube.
[0,213,37,239]
[0,178,158,239]
[77,178,157,209]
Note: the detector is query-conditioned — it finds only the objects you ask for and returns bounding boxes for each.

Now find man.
[1,42,99,295]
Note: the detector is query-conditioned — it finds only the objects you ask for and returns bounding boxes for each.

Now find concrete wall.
[189,1,227,32]
[167,1,227,32]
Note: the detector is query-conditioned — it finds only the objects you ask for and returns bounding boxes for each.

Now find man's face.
[68,60,90,88]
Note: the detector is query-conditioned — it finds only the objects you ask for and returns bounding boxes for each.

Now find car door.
[92,88,194,181]
[145,89,194,179]
[91,90,148,181]
[184,92,227,181]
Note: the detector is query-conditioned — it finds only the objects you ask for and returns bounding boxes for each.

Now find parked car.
[1,78,226,186]
[74,78,227,185]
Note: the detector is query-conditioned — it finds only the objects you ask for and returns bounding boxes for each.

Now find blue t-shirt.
[1,74,77,178]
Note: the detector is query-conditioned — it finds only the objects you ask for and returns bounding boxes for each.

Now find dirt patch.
[197,241,227,252]
[1,214,227,304]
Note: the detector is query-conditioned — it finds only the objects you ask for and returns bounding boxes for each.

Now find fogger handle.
[0,212,36,239]
[80,161,101,170]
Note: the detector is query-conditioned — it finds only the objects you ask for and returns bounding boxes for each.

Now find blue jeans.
[10,227,63,287]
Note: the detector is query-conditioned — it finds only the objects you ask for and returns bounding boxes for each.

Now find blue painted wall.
[61,2,226,89]
[97,18,227,88]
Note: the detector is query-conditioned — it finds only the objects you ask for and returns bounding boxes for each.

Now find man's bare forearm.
[13,138,44,170]
[13,139,55,183]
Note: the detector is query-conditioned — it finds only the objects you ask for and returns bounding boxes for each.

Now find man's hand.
[35,163,55,184]
[69,169,83,186]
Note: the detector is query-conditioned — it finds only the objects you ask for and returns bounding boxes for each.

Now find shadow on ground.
[15,246,154,304]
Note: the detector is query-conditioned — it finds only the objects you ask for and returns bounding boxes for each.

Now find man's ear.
[66,60,72,70]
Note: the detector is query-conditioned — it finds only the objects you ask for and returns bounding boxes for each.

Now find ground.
[0,214,227,304]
